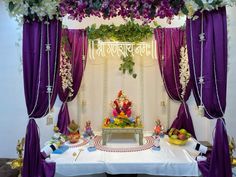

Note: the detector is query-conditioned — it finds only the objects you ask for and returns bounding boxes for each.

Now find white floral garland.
[183,0,236,19]
[59,46,74,97]
[179,45,190,99]
[3,0,60,23]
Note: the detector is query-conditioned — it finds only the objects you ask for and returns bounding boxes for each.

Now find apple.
[178,133,187,140]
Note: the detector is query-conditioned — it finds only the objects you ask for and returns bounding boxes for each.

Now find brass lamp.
[229,137,236,167]
[10,138,25,176]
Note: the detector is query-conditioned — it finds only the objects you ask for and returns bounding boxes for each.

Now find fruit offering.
[168,128,191,145]
[67,120,80,144]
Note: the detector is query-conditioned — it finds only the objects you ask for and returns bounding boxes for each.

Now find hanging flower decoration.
[3,0,60,23]
[59,35,74,97]
[182,0,236,19]
[59,0,235,23]
[3,0,236,23]
[179,45,190,99]
[59,0,180,23]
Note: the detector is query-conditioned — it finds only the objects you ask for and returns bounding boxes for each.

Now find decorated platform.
[102,91,143,145]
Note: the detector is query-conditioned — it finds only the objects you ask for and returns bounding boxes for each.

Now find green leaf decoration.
[153,21,161,28]
[181,5,189,15]
[87,21,158,78]
[210,0,222,7]
[194,0,204,8]
[8,2,15,12]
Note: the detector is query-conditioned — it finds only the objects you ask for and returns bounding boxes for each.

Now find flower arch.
[3,0,236,23]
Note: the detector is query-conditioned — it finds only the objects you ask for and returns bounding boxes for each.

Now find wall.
[0,1,27,158]
[224,6,236,155]
[0,0,235,159]
[0,1,61,158]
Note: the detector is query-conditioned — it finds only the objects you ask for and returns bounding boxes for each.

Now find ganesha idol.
[112,90,132,117]
[104,90,141,128]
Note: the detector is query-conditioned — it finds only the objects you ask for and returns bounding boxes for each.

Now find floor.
[55,174,199,177]
[0,158,19,177]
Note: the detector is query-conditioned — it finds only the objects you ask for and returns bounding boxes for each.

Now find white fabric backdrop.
[69,39,170,132]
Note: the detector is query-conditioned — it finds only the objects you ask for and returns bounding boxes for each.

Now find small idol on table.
[82,121,96,151]
[152,119,164,151]
[153,119,164,137]
[83,121,95,138]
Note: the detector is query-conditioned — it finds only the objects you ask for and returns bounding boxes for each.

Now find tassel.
[198,105,205,117]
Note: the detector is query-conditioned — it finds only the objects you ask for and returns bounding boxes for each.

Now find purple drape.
[186,7,231,177]
[22,19,61,177]
[154,28,196,138]
[57,29,88,135]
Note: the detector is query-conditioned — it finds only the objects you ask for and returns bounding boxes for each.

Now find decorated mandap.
[2,0,236,177]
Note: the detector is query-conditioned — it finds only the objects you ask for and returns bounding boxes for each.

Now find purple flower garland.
[59,0,185,23]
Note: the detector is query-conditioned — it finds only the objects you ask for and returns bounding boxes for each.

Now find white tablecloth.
[49,136,201,177]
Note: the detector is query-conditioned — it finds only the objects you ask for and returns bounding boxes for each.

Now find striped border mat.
[94,136,154,152]
[65,138,89,148]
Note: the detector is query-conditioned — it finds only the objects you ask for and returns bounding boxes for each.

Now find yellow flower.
[114,118,121,125]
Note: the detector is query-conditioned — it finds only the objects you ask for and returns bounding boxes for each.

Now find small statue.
[153,119,164,137]
[83,121,95,138]
[67,120,80,144]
